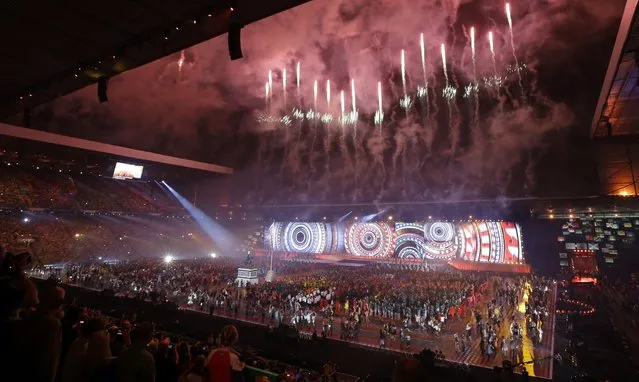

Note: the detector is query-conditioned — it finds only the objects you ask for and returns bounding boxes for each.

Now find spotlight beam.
[162,181,238,255]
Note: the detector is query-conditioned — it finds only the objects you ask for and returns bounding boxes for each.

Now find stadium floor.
[189,283,556,379]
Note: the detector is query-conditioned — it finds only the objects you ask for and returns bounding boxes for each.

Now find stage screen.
[265,221,524,264]
[113,162,143,179]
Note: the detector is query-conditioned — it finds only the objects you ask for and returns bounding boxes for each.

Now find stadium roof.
[0,122,232,174]
[0,0,311,118]
[592,0,639,138]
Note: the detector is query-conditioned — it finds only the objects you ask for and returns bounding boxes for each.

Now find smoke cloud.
[27,0,624,204]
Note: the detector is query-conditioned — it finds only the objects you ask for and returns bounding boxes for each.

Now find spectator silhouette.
[117,322,156,382]
[23,282,66,382]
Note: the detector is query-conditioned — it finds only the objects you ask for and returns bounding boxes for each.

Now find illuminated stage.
[263,220,529,273]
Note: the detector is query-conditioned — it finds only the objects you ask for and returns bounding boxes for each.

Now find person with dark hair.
[179,354,206,382]
[79,315,117,382]
[155,338,180,382]
[61,316,105,382]
[176,342,192,375]
[207,325,245,382]
[117,322,156,382]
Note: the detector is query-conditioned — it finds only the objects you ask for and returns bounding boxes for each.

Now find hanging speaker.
[228,23,243,60]
[98,77,108,103]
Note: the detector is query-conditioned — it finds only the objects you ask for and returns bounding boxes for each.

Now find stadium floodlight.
[164,255,174,263]
[210,252,217,258]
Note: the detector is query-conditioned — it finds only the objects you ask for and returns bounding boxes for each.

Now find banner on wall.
[265,221,524,264]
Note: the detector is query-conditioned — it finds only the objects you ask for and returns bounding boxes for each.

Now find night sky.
[19,0,626,204]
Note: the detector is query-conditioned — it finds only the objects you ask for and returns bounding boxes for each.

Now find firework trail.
[401,50,407,98]
[280,68,290,176]
[257,82,270,189]
[419,33,434,153]
[296,62,301,91]
[268,70,273,101]
[470,27,477,80]
[310,79,318,176]
[339,89,349,165]
[313,79,318,110]
[374,81,384,131]
[324,79,332,173]
[506,3,524,97]
[470,26,480,130]
[177,50,185,72]
[375,81,386,199]
[441,43,449,85]
[351,79,357,112]
[282,68,287,110]
[340,90,345,122]
[420,33,426,83]
[265,82,270,110]
[441,43,455,150]
[351,78,358,191]
[488,31,498,78]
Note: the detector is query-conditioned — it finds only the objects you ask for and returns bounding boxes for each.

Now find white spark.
[417,85,428,98]
[442,85,457,100]
[292,108,305,119]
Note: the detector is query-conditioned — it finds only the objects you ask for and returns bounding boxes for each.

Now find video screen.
[113,162,144,179]
[266,221,524,264]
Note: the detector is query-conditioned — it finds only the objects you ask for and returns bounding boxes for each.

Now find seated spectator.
[207,325,245,382]
[117,322,156,382]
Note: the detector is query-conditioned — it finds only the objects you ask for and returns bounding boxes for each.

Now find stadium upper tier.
[0,163,181,213]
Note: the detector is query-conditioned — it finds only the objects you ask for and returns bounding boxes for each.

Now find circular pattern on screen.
[282,223,326,253]
[425,222,455,242]
[345,223,394,258]
[422,222,460,259]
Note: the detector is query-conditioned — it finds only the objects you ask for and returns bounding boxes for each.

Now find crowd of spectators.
[0,162,181,214]
[0,248,338,382]
[0,164,76,209]
[0,213,217,265]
